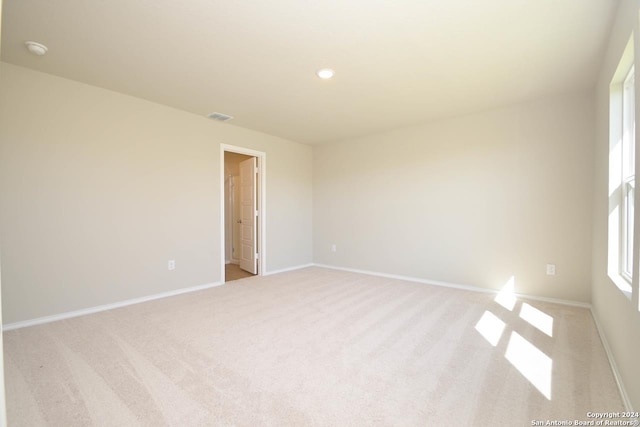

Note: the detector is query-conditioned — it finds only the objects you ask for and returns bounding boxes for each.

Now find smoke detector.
[25,41,48,56]
[207,112,234,122]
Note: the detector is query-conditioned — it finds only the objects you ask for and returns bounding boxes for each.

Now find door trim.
[220,144,266,283]
[238,157,257,274]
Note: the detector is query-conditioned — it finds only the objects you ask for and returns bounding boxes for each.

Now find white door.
[239,157,257,274]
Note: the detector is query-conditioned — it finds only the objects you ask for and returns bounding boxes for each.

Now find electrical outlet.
[546,264,556,276]
[331,244,337,252]
[168,260,176,271]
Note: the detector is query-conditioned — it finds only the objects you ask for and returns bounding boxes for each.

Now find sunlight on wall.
[475,311,506,346]
[505,332,552,400]
[494,276,516,311]
[519,303,553,337]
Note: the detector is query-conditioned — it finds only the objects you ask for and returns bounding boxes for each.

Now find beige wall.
[0,62,313,324]
[0,1,8,425]
[592,0,640,410]
[314,93,595,303]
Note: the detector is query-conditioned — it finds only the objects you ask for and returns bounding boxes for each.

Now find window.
[621,66,635,281]
[608,37,635,298]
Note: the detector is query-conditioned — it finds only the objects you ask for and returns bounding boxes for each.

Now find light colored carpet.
[4,267,624,426]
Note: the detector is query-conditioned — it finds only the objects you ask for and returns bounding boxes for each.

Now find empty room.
[1,0,639,426]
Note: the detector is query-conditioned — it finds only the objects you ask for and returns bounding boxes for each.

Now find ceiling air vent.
[207,112,234,122]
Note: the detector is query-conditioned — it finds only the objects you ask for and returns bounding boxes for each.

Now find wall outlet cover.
[546,264,556,275]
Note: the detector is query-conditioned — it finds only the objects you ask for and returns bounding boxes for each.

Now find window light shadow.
[505,332,552,400]
[474,277,556,401]
[519,303,553,337]
[494,276,516,311]
[475,311,506,347]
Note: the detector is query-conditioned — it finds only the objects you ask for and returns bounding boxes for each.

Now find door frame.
[220,144,266,282]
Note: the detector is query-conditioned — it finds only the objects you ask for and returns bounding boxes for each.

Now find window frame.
[621,66,636,283]
[608,36,635,299]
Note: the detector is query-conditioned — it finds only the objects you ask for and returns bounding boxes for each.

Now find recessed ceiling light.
[316,68,335,79]
[25,41,48,56]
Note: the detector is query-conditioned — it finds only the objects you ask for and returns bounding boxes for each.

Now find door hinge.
[255,253,259,260]
[255,210,259,217]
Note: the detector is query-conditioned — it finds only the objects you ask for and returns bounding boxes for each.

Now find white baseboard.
[313,263,590,308]
[3,264,313,330]
[511,292,591,309]
[2,262,631,411]
[590,308,634,411]
[264,263,314,276]
[3,281,224,331]
[4,264,314,331]
[314,263,634,409]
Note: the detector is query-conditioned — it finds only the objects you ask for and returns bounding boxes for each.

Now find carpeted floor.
[4,267,624,426]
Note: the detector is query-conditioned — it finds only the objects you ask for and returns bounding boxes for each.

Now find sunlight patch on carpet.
[505,331,552,400]
[475,311,506,346]
[519,303,553,337]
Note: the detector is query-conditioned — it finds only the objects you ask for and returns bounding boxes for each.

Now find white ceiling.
[1,0,618,145]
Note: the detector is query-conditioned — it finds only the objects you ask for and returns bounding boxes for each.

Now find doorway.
[220,145,266,283]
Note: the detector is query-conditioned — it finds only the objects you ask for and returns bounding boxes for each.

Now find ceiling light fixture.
[25,41,48,56]
[316,68,334,79]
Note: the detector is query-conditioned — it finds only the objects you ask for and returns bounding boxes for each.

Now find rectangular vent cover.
[207,112,234,122]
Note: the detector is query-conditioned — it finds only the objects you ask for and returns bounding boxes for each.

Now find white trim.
[512,292,591,309]
[264,263,314,276]
[312,263,591,308]
[313,264,635,407]
[314,263,494,292]
[590,308,634,411]
[3,281,223,331]
[220,144,266,284]
[3,263,631,411]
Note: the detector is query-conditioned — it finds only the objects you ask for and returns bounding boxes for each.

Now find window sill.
[607,272,633,301]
